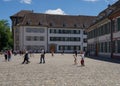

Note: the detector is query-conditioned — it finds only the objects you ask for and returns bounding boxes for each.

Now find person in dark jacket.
[4,50,8,61]
[74,50,77,57]
[22,51,30,64]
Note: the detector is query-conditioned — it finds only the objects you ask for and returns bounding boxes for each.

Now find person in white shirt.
[40,49,45,64]
[80,51,85,66]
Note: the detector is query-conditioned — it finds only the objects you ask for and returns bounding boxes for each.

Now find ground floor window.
[50,37,80,41]
[59,45,81,51]
[117,40,120,53]
[87,44,95,52]
[26,45,44,52]
[88,41,111,53]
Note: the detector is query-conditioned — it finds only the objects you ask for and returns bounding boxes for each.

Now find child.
[80,51,85,66]
[81,58,85,66]
[73,55,77,65]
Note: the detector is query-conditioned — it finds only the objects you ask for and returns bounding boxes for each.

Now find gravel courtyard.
[0,53,120,86]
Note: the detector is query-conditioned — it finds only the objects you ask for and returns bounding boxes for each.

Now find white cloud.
[45,8,66,15]
[3,0,32,4]
[84,0,98,1]
[3,0,11,1]
[20,0,32,4]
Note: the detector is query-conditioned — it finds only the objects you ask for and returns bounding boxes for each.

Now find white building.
[10,10,95,53]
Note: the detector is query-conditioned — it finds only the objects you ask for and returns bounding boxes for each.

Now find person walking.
[74,50,77,57]
[73,54,77,65]
[7,49,12,61]
[40,49,45,64]
[80,51,85,66]
[22,50,30,64]
[4,50,8,61]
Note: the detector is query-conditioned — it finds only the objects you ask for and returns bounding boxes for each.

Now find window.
[109,42,111,52]
[38,22,42,25]
[26,21,30,25]
[50,29,52,33]
[105,42,107,52]
[83,31,87,35]
[83,47,86,51]
[58,30,62,34]
[74,24,77,28]
[39,28,44,33]
[26,36,31,41]
[50,29,54,33]
[34,36,37,41]
[117,40,120,53]
[26,28,44,33]
[77,30,80,34]
[40,37,44,41]
[63,24,66,27]
[49,23,53,26]
[26,28,31,32]
[54,29,56,33]
[59,46,62,50]
[101,43,103,52]
[117,18,120,31]
[83,38,87,43]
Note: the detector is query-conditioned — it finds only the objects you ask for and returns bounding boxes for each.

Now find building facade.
[10,10,95,53]
[86,1,120,58]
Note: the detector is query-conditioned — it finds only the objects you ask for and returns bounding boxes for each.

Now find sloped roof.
[11,10,96,28]
[11,10,33,17]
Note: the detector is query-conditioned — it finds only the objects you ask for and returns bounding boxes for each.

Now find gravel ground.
[0,53,120,86]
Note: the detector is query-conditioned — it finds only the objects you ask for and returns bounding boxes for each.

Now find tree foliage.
[0,20,13,51]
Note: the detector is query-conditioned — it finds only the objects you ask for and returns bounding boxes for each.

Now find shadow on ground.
[87,56,120,64]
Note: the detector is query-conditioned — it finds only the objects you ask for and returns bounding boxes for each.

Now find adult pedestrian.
[4,50,7,61]
[7,49,12,61]
[40,49,45,64]
[74,50,77,57]
[61,49,64,55]
[22,50,30,64]
[73,55,77,65]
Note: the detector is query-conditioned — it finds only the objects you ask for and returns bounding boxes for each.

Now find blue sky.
[0,0,118,26]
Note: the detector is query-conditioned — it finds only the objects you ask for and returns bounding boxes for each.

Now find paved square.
[0,54,120,86]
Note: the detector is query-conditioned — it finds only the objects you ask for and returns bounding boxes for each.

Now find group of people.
[22,49,46,64]
[3,49,85,66]
[4,50,12,61]
[73,50,85,66]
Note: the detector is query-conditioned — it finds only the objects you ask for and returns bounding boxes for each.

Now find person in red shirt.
[7,50,12,61]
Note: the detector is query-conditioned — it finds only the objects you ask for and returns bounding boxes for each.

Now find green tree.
[0,20,13,51]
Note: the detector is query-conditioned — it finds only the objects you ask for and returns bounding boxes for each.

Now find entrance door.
[49,44,56,53]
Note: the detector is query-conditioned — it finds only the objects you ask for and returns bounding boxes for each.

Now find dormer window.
[63,23,66,27]
[26,21,31,25]
[107,9,113,15]
[82,24,85,28]
[26,21,29,25]
[74,24,77,28]
[38,22,42,25]
[49,23,53,26]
